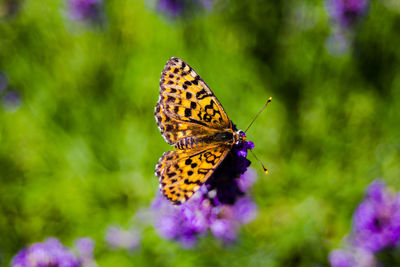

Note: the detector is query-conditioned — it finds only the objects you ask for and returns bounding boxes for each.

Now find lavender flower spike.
[327,0,369,28]
[68,0,104,24]
[3,91,21,112]
[105,226,141,250]
[157,0,214,17]
[329,248,377,267]
[351,180,400,252]
[151,190,210,248]
[75,237,98,267]
[151,169,258,247]
[11,237,80,267]
[158,0,183,17]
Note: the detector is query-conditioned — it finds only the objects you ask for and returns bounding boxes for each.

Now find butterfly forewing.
[155,102,223,145]
[155,57,232,145]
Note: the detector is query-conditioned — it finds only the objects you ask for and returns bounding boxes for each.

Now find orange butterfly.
[154,57,269,205]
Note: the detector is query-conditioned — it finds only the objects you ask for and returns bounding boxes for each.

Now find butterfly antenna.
[249,150,269,174]
[244,97,272,133]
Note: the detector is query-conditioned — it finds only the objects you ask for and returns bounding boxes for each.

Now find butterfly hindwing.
[155,145,230,204]
[155,57,232,145]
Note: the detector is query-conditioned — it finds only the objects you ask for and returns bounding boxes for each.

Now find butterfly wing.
[155,145,230,204]
[155,57,232,145]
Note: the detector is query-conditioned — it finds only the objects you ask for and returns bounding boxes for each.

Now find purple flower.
[325,31,350,56]
[75,238,94,258]
[329,248,377,267]
[105,226,141,250]
[329,179,400,266]
[157,0,214,17]
[236,168,257,193]
[204,130,254,205]
[326,0,369,28]
[151,169,258,247]
[208,196,257,242]
[3,91,21,112]
[233,196,258,224]
[0,0,22,19]
[11,237,80,267]
[151,190,210,248]
[351,180,400,252]
[330,249,356,267]
[158,0,183,17]
[209,217,238,242]
[67,0,104,24]
[74,238,98,267]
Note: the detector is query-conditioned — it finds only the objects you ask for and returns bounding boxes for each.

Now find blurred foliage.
[1,0,400,266]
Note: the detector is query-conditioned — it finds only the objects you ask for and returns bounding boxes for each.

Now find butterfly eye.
[236,130,246,143]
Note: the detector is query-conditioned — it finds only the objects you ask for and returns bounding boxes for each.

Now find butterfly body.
[175,130,245,150]
[155,57,247,205]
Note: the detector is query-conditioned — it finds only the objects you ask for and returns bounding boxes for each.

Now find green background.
[1,0,400,266]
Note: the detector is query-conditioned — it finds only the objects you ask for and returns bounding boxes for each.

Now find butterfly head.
[235,130,246,144]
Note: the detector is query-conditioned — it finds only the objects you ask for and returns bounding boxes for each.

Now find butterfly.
[154,57,249,205]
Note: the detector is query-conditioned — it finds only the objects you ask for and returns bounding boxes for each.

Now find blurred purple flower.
[105,226,141,250]
[75,238,94,258]
[3,91,21,112]
[330,249,356,267]
[329,248,377,267]
[325,0,369,55]
[236,168,257,193]
[209,196,257,242]
[151,189,210,248]
[199,0,213,10]
[351,180,400,252]
[0,0,22,19]
[209,217,238,242]
[326,0,369,28]
[233,196,258,224]
[329,179,400,266]
[74,237,98,267]
[325,31,350,56]
[67,0,104,24]
[11,237,80,267]
[158,0,183,17]
[151,169,258,247]
[157,0,214,17]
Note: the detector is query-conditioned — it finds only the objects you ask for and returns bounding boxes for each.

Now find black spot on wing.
[185,108,192,117]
